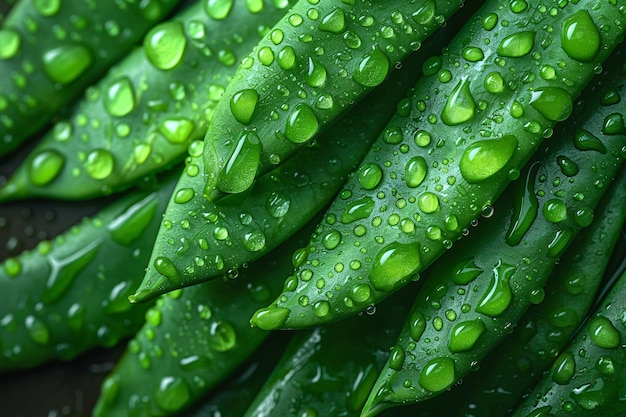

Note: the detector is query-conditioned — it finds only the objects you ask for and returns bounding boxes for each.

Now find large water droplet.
[451,259,483,285]
[552,351,576,385]
[205,0,234,19]
[155,377,191,412]
[84,149,115,180]
[506,161,539,245]
[285,103,318,143]
[318,8,345,33]
[208,320,237,351]
[419,357,455,392]
[25,315,50,345]
[353,48,389,87]
[104,77,136,117]
[341,197,374,224]
[230,89,259,125]
[497,31,535,57]
[35,0,61,16]
[405,156,428,188]
[42,44,92,84]
[370,242,421,292]
[561,10,600,63]
[459,135,517,183]
[144,22,187,70]
[305,57,327,87]
[449,319,486,353]
[441,77,476,126]
[529,87,573,122]
[588,316,620,349]
[159,118,194,144]
[475,260,515,317]
[358,163,383,190]
[0,29,21,59]
[242,230,266,252]
[154,256,181,284]
[29,150,65,186]
[217,131,261,194]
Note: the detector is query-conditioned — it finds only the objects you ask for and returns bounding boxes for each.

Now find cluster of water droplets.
[205,0,463,196]
[0,0,291,202]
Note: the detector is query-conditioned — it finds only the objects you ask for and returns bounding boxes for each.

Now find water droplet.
[0,29,21,59]
[543,198,567,223]
[277,46,295,70]
[285,103,318,143]
[353,48,389,87]
[322,229,342,250]
[154,256,181,284]
[25,315,50,345]
[155,377,191,412]
[230,89,259,125]
[602,113,626,135]
[475,260,515,317]
[341,197,374,224]
[104,77,136,117]
[305,57,327,87]
[551,351,576,385]
[556,155,579,176]
[459,135,518,183]
[449,319,486,353]
[43,44,92,84]
[370,241,421,292]
[497,31,535,57]
[573,129,606,153]
[529,86,573,122]
[588,316,620,348]
[34,0,61,16]
[144,22,187,70]
[318,7,345,33]
[462,46,484,62]
[351,284,371,303]
[313,300,330,318]
[412,0,435,24]
[405,156,428,188]
[28,150,65,186]
[452,259,482,285]
[262,192,290,220]
[389,345,406,371]
[217,131,261,194]
[208,320,237,351]
[358,163,383,190]
[441,77,476,126]
[484,72,505,93]
[159,118,194,144]
[418,192,439,214]
[561,10,600,63]
[243,230,266,252]
[419,357,455,392]
[84,149,115,180]
[547,228,573,258]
